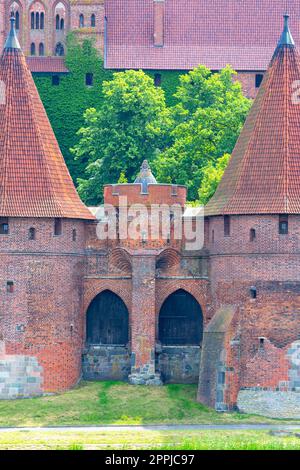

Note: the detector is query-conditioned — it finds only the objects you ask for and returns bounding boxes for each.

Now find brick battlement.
[104,183,187,207]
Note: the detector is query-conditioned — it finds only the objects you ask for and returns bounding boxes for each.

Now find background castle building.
[1,14,300,418]
[105,0,300,99]
[0,0,105,74]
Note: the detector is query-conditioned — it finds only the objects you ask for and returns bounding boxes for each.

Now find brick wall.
[0,217,86,392]
[235,72,264,99]
[197,214,300,408]
[0,1,104,57]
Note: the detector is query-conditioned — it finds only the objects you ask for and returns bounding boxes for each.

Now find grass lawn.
[0,429,300,450]
[0,381,295,427]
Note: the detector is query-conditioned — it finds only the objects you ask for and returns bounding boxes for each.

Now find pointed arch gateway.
[83,290,131,381]
[86,290,129,345]
[157,289,203,384]
[158,289,203,345]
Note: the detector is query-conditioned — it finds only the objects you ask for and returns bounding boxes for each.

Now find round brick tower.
[198,15,300,416]
[0,18,94,399]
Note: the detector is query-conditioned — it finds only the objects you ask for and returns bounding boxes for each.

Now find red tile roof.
[105,0,300,71]
[205,17,300,215]
[0,22,94,220]
[26,57,69,74]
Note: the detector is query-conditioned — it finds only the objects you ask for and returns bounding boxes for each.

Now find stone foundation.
[82,345,131,381]
[156,346,201,384]
[0,354,43,399]
[237,390,300,418]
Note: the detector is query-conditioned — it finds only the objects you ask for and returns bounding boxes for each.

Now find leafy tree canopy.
[153,65,251,201]
[198,153,231,205]
[72,70,172,205]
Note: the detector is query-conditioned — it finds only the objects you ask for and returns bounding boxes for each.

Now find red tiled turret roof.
[0,18,93,219]
[205,15,300,216]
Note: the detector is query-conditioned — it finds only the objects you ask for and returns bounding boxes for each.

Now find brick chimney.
[153,0,165,47]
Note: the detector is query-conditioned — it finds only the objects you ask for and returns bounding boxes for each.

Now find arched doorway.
[157,290,203,383]
[86,290,129,345]
[83,290,130,381]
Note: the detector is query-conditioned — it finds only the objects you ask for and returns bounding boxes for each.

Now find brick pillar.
[153,0,165,47]
[129,254,162,385]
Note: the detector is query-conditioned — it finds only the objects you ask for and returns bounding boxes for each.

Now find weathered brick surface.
[0,218,86,392]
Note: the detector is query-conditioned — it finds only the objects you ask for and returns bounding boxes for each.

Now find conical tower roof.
[0,18,93,219]
[205,15,300,216]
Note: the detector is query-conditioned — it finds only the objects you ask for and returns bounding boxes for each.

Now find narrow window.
[211,229,215,244]
[279,215,288,235]
[28,227,36,240]
[56,14,60,30]
[85,73,93,86]
[31,12,35,29]
[0,217,9,235]
[52,75,60,86]
[250,228,256,241]
[255,74,264,88]
[30,42,36,56]
[72,229,77,241]
[15,11,20,30]
[60,18,64,30]
[39,42,44,56]
[79,14,84,28]
[7,281,14,293]
[91,14,96,27]
[54,218,62,236]
[250,286,257,299]
[35,12,39,30]
[154,73,162,87]
[40,12,44,30]
[224,215,230,237]
[259,337,265,349]
[55,42,64,56]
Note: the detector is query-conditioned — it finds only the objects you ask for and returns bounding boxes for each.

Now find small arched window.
[0,217,9,235]
[40,12,44,30]
[31,12,35,29]
[30,42,36,56]
[250,286,257,299]
[28,227,36,240]
[154,73,162,87]
[54,218,62,236]
[39,42,44,56]
[91,14,96,27]
[85,72,93,86]
[79,14,84,28]
[15,11,20,30]
[56,14,60,30]
[250,228,256,242]
[35,12,39,30]
[279,215,288,235]
[60,18,64,30]
[72,229,77,242]
[55,42,64,56]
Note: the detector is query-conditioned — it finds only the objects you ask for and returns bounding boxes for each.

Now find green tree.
[72,70,171,205]
[153,65,251,201]
[198,153,231,204]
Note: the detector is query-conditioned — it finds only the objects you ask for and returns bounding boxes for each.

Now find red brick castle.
[1,15,300,418]
[0,0,104,74]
